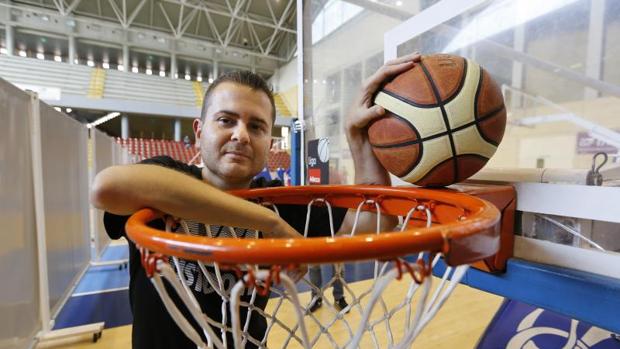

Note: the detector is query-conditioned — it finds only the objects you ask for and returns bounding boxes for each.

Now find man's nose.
[231,123,250,143]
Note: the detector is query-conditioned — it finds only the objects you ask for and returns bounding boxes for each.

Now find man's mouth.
[225,151,251,159]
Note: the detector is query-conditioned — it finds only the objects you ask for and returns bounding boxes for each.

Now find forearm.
[91,164,279,233]
[341,130,399,235]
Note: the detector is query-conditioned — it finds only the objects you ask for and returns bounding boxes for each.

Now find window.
[312,0,364,44]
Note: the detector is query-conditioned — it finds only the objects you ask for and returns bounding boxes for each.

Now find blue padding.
[73,264,130,294]
[54,290,132,329]
[98,244,129,262]
[434,259,620,333]
[477,299,620,348]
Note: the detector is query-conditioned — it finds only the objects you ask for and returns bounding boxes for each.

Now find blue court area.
[54,244,132,330]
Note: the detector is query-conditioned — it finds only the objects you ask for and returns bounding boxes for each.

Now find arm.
[338,52,422,235]
[91,164,300,239]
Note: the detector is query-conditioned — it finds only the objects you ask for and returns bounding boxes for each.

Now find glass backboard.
[301,0,620,333]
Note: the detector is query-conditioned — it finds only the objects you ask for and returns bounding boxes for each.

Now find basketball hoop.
[126,185,500,348]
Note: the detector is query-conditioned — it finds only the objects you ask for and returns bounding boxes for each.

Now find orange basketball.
[369,54,506,187]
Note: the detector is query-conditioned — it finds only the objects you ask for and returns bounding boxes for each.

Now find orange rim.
[125,185,501,266]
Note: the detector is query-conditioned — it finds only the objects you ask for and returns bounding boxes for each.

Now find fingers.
[385,51,421,66]
[350,104,386,130]
[364,60,415,94]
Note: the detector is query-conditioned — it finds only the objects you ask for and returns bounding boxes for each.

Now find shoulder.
[139,156,202,180]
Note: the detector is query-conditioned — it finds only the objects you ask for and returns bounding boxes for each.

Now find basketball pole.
[296,0,305,185]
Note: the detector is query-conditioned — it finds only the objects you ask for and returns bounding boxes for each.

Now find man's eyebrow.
[249,117,269,126]
[214,110,269,125]
[214,110,240,117]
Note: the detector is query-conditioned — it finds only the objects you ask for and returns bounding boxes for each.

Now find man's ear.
[192,119,202,148]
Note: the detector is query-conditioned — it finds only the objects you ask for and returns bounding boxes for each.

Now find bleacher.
[116,138,199,163]
[116,137,292,179]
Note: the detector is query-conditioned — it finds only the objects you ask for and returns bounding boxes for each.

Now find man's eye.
[218,117,232,124]
[251,124,264,131]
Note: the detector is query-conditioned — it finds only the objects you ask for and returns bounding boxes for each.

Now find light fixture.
[66,108,72,113]
[41,15,49,21]
[174,73,178,79]
[87,60,95,67]
[159,71,166,77]
[36,52,45,60]
[184,74,191,80]
[132,66,139,73]
[0,48,7,55]
[444,0,578,52]
[73,58,78,64]
[196,76,202,82]
[117,64,124,71]
[54,55,62,62]
[208,77,214,83]
[395,1,402,6]
[54,107,61,112]
[86,112,121,129]
[19,50,27,57]
[146,68,152,75]
[102,62,110,69]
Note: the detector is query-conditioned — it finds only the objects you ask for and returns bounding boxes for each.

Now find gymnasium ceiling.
[10,0,306,64]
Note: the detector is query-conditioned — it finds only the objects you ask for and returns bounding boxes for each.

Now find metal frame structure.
[13,0,296,61]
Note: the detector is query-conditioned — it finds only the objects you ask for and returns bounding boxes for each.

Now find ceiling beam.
[265,0,277,24]
[247,21,265,54]
[265,0,294,55]
[65,0,83,15]
[51,0,65,15]
[202,6,224,47]
[127,0,147,27]
[162,0,296,34]
[194,7,202,36]
[106,0,126,27]
[175,2,184,37]
[158,2,177,36]
[178,6,199,37]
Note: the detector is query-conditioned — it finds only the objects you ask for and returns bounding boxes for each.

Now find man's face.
[193,82,273,188]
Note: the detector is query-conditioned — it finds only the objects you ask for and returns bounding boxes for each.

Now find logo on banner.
[308,168,321,184]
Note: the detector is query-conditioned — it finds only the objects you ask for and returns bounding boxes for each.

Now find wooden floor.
[43,276,503,349]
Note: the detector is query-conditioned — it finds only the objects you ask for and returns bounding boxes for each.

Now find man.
[91,53,420,348]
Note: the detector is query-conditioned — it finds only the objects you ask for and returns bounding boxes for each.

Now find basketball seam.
[475,105,506,147]
[416,154,489,186]
[369,112,423,177]
[474,70,505,147]
[419,60,467,184]
[370,106,503,149]
[380,56,468,109]
[380,89,439,109]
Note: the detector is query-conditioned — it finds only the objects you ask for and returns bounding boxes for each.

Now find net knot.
[394,256,433,284]
[234,265,291,296]
[139,246,167,278]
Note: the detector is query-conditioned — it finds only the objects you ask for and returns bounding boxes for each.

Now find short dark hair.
[200,70,276,123]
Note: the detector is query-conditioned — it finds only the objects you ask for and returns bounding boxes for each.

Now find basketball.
[369,54,506,187]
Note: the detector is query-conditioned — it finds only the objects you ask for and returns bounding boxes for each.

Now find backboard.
[297,0,620,334]
[382,0,620,333]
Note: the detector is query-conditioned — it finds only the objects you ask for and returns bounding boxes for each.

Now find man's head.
[200,71,276,123]
[193,71,276,189]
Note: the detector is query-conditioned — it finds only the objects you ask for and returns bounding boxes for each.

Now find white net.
[140,194,470,349]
